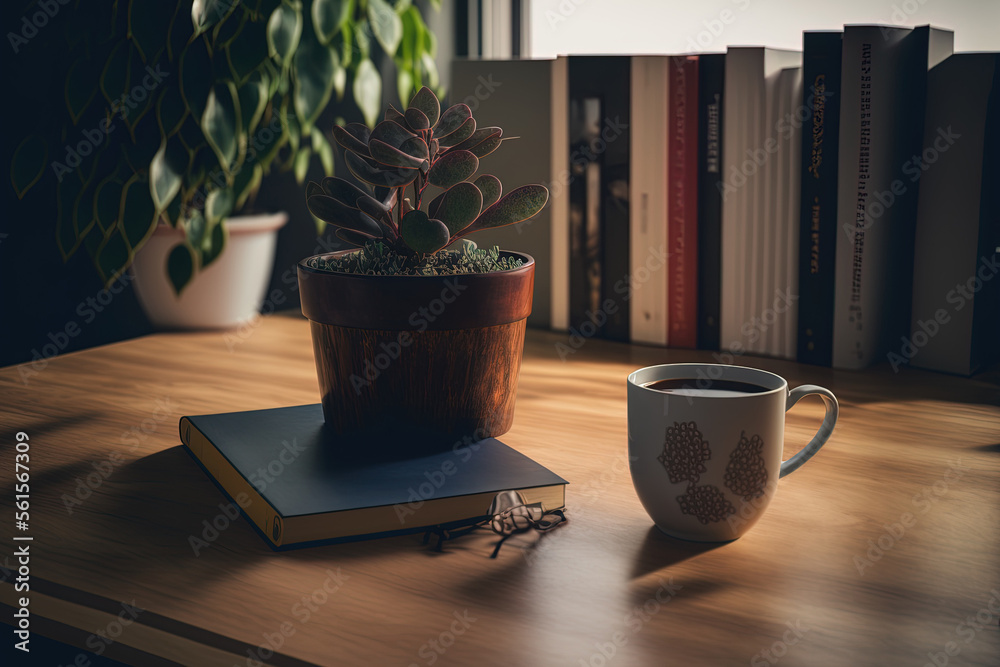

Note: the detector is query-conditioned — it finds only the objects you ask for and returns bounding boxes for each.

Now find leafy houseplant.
[10,0,441,294]
[297,86,548,449]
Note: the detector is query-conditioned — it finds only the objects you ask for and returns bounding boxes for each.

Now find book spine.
[550,56,570,331]
[697,54,723,351]
[668,56,699,349]
[797,33,842,366]
[630,56,669,346]
[179,417,283,547]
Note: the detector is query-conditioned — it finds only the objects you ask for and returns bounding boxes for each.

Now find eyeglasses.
[423,490,567,558]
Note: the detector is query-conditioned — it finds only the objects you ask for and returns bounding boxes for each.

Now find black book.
[568,56,631,341]
[180,404,567,549]
[696,53,724,351]
[796,31,843,366]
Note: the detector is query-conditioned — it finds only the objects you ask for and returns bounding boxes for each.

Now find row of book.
[450,25,998,375]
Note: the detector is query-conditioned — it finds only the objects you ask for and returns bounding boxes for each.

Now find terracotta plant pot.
[297,251,534,450]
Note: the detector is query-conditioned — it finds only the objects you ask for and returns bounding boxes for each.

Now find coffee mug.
[627,363,838,541]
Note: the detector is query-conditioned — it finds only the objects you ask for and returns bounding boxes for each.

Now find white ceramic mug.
[627,363,838,541]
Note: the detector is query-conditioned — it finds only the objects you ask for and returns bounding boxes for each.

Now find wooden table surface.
[2,314,999,666]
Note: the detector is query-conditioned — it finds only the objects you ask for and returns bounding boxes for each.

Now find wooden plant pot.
[297,250,534,451]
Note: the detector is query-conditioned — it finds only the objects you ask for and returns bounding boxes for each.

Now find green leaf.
[129,0,173,61]
[192,0,237,36]
[56,175,84,260]
[227,16,269,84]
[201,218,228,267]
[293,31,338,132]
[234,163,263,209]
[353,58,381,128]
[407,86,440,127]
[435,181,482,236]
[149,137,188,212]
[167,242,197,294]
[473,174,502,209]
[420,52,439,90]
[93,170,125,234]
[96,230,132,286]
[100,42,131,108]
[267,1,303,66]
[156,87,188,138]
[354,20,372,59]
[119,173,159,250]
[202,82,242,174]
[11,136,46,199]
[313,0,352,44]
[311,127,335,175]
[427,150,478,189]
[180,37,214,119]
[238,72,268,135]
[185,211,208,247]
[464,185,549,234]
[205,187,235,225]
[400,209,449,254]
[367,0,403,55]
[65,57,97,125]
[294,146,311,183]
[395,67,414,111]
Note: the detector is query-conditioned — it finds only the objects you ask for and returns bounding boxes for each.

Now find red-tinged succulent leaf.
[385,104,406,123]
[371,119,416,149]
[427,190,446,219]
[400,209,450,254]
[321,177,370,206]
[447,127,501,153]
[404,107,429,131]
[436,116,476,147]
[307,194,384,236]
[332,123,371,155]
[408,86,440,128]
[429,138,439,160]
[346,150,420,188]
[467,132,502,158]
[306,180,325,199]
[356,193,392,219]
[368,138,428,170]
[463,184,549,234]
[399,136,429,161]
[433,103,471,138]
[434,181,483,236]
[427,150,478,189]
[336,228,376,247]
[473,174,502,209]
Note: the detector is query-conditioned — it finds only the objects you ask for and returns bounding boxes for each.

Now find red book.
[668,56,700,349]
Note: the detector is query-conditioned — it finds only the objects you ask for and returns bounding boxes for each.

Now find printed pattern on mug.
[657,421,711,484]
[724,431,769,501]
[676,483,736,524]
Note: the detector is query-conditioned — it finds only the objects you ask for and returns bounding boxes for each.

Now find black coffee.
[642,378,770,397]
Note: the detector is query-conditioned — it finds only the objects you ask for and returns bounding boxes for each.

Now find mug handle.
[779,385,839,478]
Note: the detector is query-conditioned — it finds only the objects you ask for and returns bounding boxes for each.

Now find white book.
[629,56,670,346]
[721,48,802,356]
[832,25,953,369]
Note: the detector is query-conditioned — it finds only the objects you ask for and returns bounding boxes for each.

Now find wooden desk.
[2,314,998,666]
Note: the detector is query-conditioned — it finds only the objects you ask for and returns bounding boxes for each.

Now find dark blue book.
[697,53,724,351]
[797,31,843,366]
[180,404,567,549]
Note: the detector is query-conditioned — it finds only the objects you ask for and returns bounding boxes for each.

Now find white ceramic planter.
[131,213,288,330]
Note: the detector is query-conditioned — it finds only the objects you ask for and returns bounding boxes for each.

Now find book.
[449,58,569,331]
[720,47,802,358]
[629,55,670,346]
[180,404,568,549]
[796,31,843,366]
[907,52,1000,375]
[697,53,724,351]
[831,25,953,369]
[568,56,632,342]
[667,55,700,349]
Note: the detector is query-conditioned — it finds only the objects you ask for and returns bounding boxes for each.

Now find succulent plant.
[306,86,548,266]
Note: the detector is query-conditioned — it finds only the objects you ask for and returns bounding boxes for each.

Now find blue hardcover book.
[180,404,567,549]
